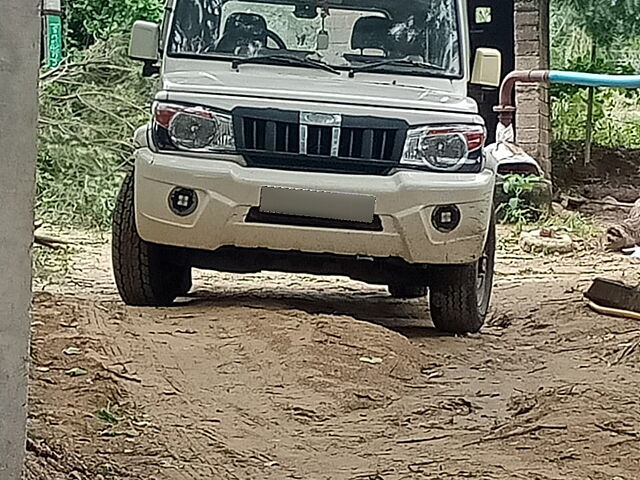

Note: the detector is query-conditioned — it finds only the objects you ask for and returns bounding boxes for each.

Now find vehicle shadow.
[177,284,444,338]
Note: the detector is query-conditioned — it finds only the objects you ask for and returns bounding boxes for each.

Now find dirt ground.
[553,142,640,208]
[24,219,640,480]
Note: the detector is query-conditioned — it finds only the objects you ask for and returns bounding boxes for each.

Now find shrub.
[64,0,163,47]
[38,36,156,229]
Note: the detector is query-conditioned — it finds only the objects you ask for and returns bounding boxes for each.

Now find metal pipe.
[499,70,550,107]
[548,71,640,89]
[493,70,549,127]
[494,70,640,128]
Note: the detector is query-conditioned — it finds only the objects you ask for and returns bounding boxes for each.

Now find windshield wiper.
[231,54,340,75]
[348,58,447,77]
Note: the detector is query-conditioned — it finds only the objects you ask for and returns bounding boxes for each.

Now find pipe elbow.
[498,70,550,108]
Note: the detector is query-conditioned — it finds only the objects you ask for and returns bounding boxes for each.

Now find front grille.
[276,122,299,153]
[306,125,332,156]
[339,128,395,160]
[233,107,408,175]
[243,118,298,153]
[243,118,266,151]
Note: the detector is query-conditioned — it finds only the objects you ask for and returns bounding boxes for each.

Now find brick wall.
[515,0,551,176]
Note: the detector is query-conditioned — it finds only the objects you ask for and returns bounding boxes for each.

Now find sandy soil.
[24,226,640,480]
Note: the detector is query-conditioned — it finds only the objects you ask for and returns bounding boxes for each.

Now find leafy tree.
[554,0,640,163]
[64,0,164,47]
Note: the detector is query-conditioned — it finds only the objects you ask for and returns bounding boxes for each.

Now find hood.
[161,61,477,115]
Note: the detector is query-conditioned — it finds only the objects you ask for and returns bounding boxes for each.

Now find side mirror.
[129,21,160,62]
[471,48,502,87]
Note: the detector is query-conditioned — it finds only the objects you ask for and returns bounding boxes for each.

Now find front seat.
[350,16,393,55]
[216,13,269,54]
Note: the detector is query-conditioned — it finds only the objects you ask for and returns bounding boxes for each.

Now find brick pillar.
[515,0,551,176]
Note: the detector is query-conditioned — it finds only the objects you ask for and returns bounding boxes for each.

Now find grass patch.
[33,245,73,286]
[537,211,602,239]
[498,210,603,255]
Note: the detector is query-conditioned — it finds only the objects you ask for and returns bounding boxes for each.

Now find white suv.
[112,0,503,333]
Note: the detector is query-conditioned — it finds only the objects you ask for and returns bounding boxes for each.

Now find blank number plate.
[259,187,376,223]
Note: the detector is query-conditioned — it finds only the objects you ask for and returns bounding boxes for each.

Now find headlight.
[152,102,235,152]
[401,125,486,172]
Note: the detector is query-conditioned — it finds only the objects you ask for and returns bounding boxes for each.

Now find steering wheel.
[267,30,287,50]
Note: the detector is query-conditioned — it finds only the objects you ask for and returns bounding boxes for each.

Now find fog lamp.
[169,187,198,216]
[432,205,461,232]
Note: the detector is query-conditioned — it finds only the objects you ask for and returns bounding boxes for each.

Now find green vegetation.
[35,1,639,231]
[497,173,601,242]
[38,37,156,229]
[37,1,163,230]
[537,210,602,240]
[551,0,640,152]
[33,246,73,286]
[497,174,545,224]
[94,406,121,425]
[64,0,163,47]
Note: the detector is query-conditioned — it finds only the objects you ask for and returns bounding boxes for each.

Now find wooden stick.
[565,195,634,209]
[396,434,449,444]
[464,424,567,447]
[34,234,72,250]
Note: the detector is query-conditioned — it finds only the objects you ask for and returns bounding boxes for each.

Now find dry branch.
[464,423,567,447]
[611,336,640,366]
[396,434,450,444]
[101,364,142,383]
[595,422,640,438]
[565,195,635,210]
[33,223,72,250]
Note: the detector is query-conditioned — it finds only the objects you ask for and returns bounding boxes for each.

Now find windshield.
[168,0,462,77]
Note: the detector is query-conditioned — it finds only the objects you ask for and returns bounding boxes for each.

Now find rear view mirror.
[294,3,318,19]
[471,48,502,87]
[129,21,160,62]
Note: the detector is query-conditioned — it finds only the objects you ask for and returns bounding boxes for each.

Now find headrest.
[224,13,268,38]
[351,17,392,51]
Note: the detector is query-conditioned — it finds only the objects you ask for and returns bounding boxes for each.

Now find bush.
[550,18,640,149]
[64,0,163,47]
[496,174,546,225]
[552,87,640,148]
[550,0,640,150]
[38,36,157,229]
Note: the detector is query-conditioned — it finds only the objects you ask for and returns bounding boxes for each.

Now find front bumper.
[134,149,495,265]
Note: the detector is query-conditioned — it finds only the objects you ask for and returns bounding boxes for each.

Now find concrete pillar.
[515,0,551,176]
[0,0,40,478]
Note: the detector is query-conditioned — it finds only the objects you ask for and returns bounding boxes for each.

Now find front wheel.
[429,217,496,334]
[112,171,191,306]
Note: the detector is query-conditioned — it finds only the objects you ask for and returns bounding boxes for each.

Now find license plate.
[259,187,376,223]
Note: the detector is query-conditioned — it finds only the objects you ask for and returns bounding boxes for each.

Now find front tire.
[112,171,191,306]
[429,217,496,334]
